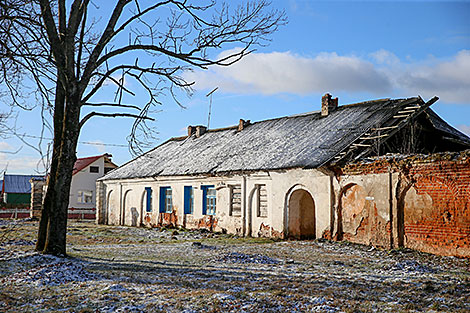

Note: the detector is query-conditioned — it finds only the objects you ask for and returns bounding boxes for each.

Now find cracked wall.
[341,151,470,257]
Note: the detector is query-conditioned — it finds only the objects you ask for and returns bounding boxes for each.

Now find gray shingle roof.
[101,97,469,180]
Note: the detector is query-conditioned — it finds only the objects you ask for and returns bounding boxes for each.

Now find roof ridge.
[169,97,410,138]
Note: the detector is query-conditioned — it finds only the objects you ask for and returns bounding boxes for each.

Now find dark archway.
[287,189,315,239]
[396,178,414,248]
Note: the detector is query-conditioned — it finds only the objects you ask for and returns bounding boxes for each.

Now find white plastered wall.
[69,157,105,209]
[100,168,332,238]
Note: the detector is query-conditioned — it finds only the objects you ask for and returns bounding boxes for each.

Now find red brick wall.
[340,151,470,257]
[404,157,470,257]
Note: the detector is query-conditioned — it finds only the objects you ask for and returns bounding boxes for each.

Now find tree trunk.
[42,146,77,255]
[37,87,81,256]
[36,80,65,252]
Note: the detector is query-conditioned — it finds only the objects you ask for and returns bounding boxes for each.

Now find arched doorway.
[287,188,315,239]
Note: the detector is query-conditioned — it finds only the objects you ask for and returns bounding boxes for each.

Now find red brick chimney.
[187,125,195,137]
[188,125,207,137]
[196,125,207,137]
[237,119,251,131]
[321,93,338,117]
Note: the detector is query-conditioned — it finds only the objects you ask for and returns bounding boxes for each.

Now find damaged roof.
[102,96,470,180]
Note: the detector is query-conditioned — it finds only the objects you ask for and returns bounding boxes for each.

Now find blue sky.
[1,0,469,174]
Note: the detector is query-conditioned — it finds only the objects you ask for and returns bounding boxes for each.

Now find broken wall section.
[339,150,470,258]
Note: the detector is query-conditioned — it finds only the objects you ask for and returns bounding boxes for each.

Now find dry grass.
[1,219,469,312]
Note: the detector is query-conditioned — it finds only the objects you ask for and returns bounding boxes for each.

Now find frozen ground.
[0,220,469,312]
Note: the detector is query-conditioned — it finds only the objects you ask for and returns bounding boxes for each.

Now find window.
[77,190,93,204]
[104,167,114,174]
[184,186,194,214]
[159,187,173,213]
[90,166,99,173]
[145,187,152,212]
[257,184,268,217]
[202,185,216,215]
[230,184,242,216]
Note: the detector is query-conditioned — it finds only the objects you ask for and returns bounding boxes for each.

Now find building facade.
[97,95,470,257]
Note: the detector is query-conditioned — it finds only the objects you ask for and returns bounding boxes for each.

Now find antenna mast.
[206,87,218,128]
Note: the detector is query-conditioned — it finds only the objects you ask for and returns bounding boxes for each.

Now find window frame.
[77,190,93,204]
[257,184,268,218]
[229,184,242,216]
[159,186,173,213]
[89,166,99,173]
[202,185,216,215]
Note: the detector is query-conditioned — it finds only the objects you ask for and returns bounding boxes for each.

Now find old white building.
[96,95,470,254]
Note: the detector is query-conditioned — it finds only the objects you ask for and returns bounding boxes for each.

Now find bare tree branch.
[83,102,141,110]
[79,111,155,129]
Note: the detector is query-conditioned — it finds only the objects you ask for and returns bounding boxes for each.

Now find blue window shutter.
[184,186,191,214]
[159,187,166,213]
[145,187,152,212]
[201,186,207,215]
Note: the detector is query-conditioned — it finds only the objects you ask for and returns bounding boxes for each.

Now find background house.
[1,173,44,205]
[1,173,44,218]
[69,154,117,209]
[29,153,118,220]
[96,95,470,257]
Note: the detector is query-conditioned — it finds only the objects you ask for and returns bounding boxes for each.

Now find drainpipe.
[242,175,247,236]
[119,183,123,226]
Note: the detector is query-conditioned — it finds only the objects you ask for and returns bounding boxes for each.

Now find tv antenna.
[206,87,218,128]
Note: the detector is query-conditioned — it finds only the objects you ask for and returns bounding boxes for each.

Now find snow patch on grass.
[4,253,100,286]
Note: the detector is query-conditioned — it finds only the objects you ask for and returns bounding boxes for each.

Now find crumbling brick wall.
[340,150,470,258]
[402,154,470,257]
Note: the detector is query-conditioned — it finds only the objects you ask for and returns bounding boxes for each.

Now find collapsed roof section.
[101,96,470,180]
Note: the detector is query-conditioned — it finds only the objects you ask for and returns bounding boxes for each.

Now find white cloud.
[185,48,392,96]
[370,49,400,66]
[392,50,470,104]
[0,141,47,174]
[0,142,13,151]
[0,154,44,174]
[185,48,470,104]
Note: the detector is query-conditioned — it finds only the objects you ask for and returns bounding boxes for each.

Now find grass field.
[1,219,469,312]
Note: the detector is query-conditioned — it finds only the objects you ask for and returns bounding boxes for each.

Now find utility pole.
[206,87,218,129]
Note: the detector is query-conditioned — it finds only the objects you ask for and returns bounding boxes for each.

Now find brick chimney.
[196,125,207,137]
[187,125,196,137]
[188,125,208,137]
[321,93,338,117]
[237,119,251,131]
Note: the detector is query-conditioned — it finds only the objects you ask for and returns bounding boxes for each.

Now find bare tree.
[0,0,286,255]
